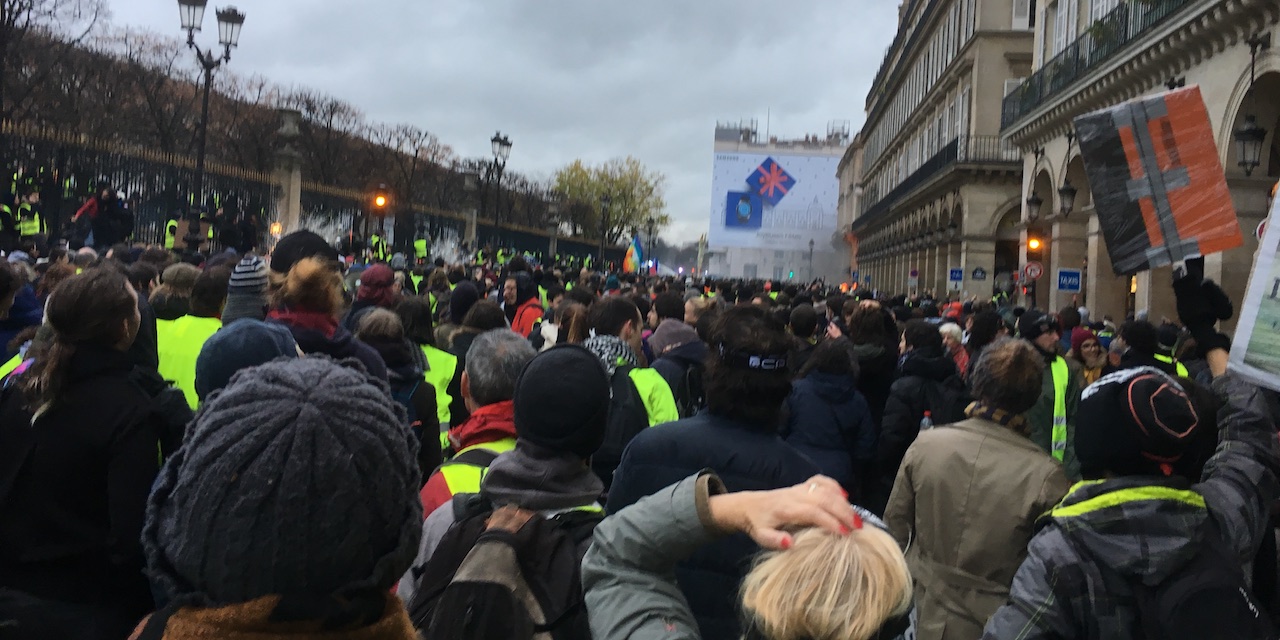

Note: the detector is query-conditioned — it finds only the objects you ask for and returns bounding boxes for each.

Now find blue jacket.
[783,372,874,493]
[607,411,819,640]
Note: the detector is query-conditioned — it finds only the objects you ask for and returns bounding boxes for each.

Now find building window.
[1013,0,1033,30]
[1091,0,1120,21]
[1004,77,1026,96]
[1052,0,1078,56]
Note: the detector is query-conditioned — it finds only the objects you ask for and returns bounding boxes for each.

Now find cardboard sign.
[1074,85,1242,276]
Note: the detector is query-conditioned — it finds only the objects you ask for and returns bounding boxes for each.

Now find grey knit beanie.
[143,355,422,607]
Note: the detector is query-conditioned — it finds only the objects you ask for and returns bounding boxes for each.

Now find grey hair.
[938,322,962,344]
[465,329,537,407]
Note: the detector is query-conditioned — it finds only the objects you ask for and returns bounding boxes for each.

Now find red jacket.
[511,297,544,338]
[419,400,517,517]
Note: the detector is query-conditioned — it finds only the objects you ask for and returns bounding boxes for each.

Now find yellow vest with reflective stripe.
[16,203,41,237]
[439,438,517,496]
[411,274,424,295]
[1153,353,1189,378]
[157,315,223,408]
[414,238,428,259]
[164,220,178,250]
[0,353,23,380]
[1050,356,1068,462]
[421,344,458,426]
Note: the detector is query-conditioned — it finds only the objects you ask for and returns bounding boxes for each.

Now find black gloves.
[1172,257,1232,356]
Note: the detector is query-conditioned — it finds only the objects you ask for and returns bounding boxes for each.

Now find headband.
[717,345,788,371]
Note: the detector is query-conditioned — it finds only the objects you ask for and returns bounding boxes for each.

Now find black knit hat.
[270,230,337,274]
[143,356,422,607]
[1076,366,1201,477]
[1017,309,1061,341]
[513,344,611,459]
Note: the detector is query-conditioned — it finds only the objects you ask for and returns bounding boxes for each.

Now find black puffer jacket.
[868,349,967,515]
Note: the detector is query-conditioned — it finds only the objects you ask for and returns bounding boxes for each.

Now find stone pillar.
[1085,212,1130,324]
[465,208,478,246]
[961,238,996,302]
[547,223,559,260]
[1134,266,1177,323]
[1049,216,1088,312]
[273,109,303,235]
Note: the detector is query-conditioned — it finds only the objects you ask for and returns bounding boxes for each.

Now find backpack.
[407,495,601,640]
[390,378,423,429]
[590,364,649,491]
[919,374,970,426]
[1080,518,1276,640]
[673,361,706,419]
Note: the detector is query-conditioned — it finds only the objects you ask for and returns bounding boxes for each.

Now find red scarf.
[267,308,338,338]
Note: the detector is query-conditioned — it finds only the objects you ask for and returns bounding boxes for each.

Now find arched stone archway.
[1224,70,1280,178]
[1061,155,1091,216]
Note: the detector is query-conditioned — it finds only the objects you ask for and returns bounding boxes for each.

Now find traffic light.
[788,270,795,279]
[372,183,390,214]
[1027,237,1042,251]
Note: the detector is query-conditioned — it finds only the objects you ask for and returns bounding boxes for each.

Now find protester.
[356,308,439,475]
[1017,309,1083,480]
[140,357,422,639]
[584,473,914,640]
[832,300,898,427]
[417,329,535,517]
[267,234,387,380]
[608,305,820,640]
[434,279,479,349]
[582,296,679,491]
[398,344,610,608]
[506,271,544,338]
[787,303,820,374]
[939,321,969,379]
[222,254,269,324]
[1069,326,1108,385]
[783,337,875,497]
[887,337,1071,639]
[343,263,401,332]
[156,267,229,408]
[649,295,708,418]
[0,268,160,640]
[983,270,1280,639]
[965,309,1004,376]
[397,296,458,430]
[150,263,200,321]
[194,318,299,402]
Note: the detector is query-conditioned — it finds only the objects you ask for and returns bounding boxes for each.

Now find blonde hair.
[740,526,912,640]
[268,257,344,317]
[685,297,710,322]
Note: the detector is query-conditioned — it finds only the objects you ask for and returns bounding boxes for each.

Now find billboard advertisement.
[708,151,841,250]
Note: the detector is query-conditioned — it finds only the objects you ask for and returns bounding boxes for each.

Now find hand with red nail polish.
[706,475,857,550]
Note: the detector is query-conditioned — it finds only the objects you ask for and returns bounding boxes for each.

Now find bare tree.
[0,0,106,121]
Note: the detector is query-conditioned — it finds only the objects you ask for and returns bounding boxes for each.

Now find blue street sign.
[949,268,963,282]
[850,270,859,282]
[1057,269,1082,292]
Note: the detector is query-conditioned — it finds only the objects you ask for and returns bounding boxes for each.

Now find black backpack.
[1082,520,1276,640]
[673,361,706,419]
[407,494,600,640]
[590,364,649,492]
[920,374,971,426]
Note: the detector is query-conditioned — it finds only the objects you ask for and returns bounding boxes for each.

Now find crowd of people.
[0,227,1276,640]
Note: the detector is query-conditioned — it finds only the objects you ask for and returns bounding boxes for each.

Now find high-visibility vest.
[370,235,387,261]
[438,438,517,496]
[16,203,42,237]
[411,274,424,294]
[0,353,24,380]
[539,286,549,308]
[157,315,223,408]
[164,220,178,250]
[414,238,428,260]
[1154,353,1189,378]
[1049,356,1069,462]
[421,344,458,426]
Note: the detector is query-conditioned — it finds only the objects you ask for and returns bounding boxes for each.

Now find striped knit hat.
[228,255,268,293]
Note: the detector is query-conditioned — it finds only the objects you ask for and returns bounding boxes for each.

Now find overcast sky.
[109,0,899,243]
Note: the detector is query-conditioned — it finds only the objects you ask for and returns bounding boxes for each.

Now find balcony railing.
[1001,0,1192,130]
[854,135,1018,230]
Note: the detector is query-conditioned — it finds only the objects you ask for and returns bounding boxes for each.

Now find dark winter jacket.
[0,285,42,361]
[783,372,875,494]
[870,349,966,514]
[651,339,708,418]
[0,345,164,636]
[148,292,190,321]
[983,374,1280,639]
[266,308,388,380]
[340,298,381,333]
[607,411,820,640]
[853,340,898,427]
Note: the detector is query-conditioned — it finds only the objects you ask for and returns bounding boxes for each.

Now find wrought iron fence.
[1001,0,1193,129]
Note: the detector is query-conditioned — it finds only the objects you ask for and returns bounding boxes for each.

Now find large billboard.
[708,150,841,250]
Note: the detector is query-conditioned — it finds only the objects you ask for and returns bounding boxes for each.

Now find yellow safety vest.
[428,292,438,316]
[16,203,41,237]
[1153,354,1190,378]
[164,220,178,250]
[539,286,549,308]
[411,274,424,294]
[439,438,518,496]
[157,315,223,408]
[0,353,24,380]
[414,238,428,260]
[421,344,458,426]
[1050,356,1068,462]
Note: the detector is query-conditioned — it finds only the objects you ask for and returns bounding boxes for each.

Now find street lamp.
[808,238,815,282]
[486,131,513,226]
[1237,33,1271,177]
[597,193,612,269]
[1026,192,1043,222]
[1058,180,1078,217]
[177,0,244,251]
[644,215,657,268]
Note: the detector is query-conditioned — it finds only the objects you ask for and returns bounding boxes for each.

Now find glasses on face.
[1081,342,1102,351]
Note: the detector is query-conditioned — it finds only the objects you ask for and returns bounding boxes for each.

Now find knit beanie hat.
[194,319,298,401]
[449,281,480,323]
[270,230,336,274]
[356,264,396,306]
[1070,327,1097,356]
[648,318,700,357]
[1016,309,1061,342]
[1075,366,1201,478]
[512,344,611,459]
[143,356,422,607]
[222,255,269,324]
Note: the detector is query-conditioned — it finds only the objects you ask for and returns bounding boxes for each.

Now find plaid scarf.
[965,401,1030,436]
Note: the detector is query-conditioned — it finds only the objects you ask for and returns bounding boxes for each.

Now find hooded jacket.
[783,371,875,493]
[853,340,898,426]
[606,412,820,640]
[651,338,709,417]
[982,374,1280,640]
[268,308,388,381]
[417,400,517,517]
